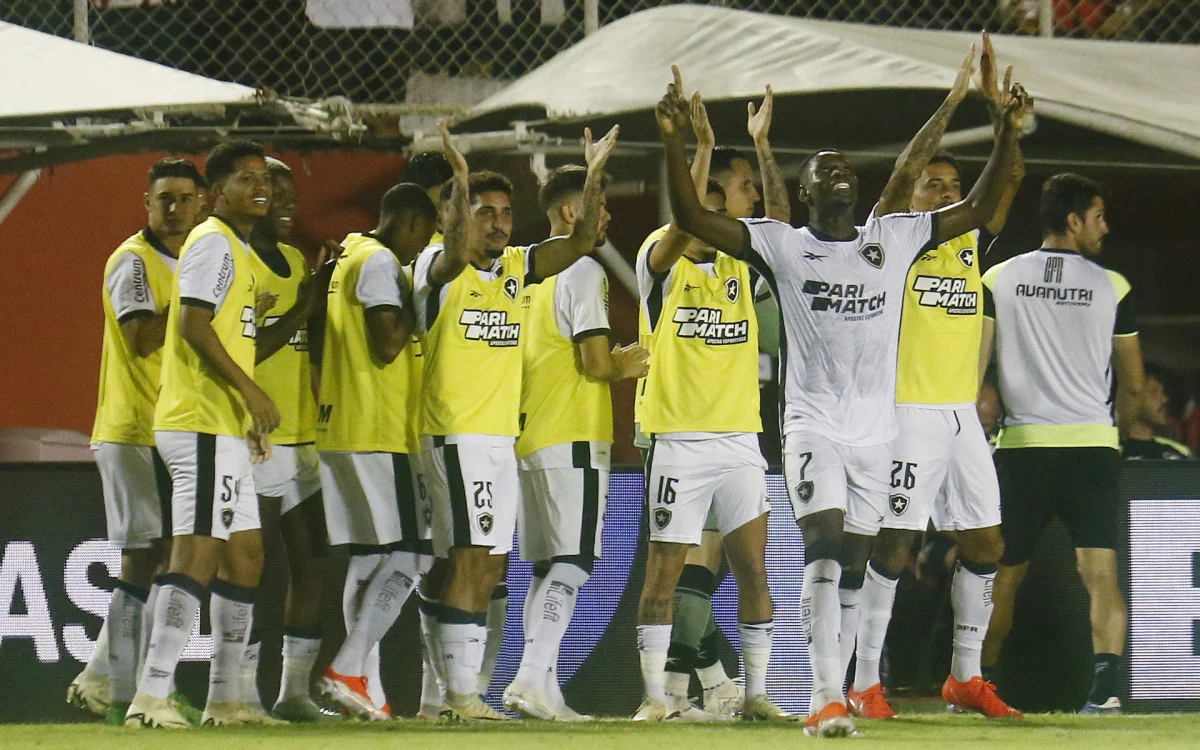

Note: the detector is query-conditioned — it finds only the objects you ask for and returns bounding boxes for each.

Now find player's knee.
[1077,557,1118,592]
[804,536,841,564]
[959,527,1004,566]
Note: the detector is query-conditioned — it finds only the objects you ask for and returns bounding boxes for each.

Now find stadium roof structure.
[449,6,1200,171]
[0,20,375,179]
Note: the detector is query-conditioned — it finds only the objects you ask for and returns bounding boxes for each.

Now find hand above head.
[747,84,774,142]
[975,31,1015,117]
[691,91,714,150]
[654,65,692,139]
[439,120,469,180]
[1003,83,1035,132]
[949,43,976,105]
[584,124,620,173]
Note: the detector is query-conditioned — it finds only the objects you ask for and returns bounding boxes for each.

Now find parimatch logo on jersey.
[912,275,977,315]
[672,307,749,345]
[801,280,886,318]
[459,309,520,347]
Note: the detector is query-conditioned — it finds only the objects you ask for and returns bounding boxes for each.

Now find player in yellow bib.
[846,37,1025,721]
[238,157,330,722]
[69,158,205,724]
[314,184,438,720]
[501,165,648,720]
[411,123,618,721]
[129,141,285,729]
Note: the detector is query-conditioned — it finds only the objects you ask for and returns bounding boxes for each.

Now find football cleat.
[106,701,131,727]
[169,691,204,725]
[668,695,730,722]
[317,667,389,721]
[942,676,1023,719]
[702,678,745,718]
[66,668,111,716]
[742,695,799,722]
[442,691,510,721]
[804,701,856,738]
[848,683,897,719]
[503,681,558,720]
[124,694,192,729]
[1080,696,1122,715]
[632,698,672,722]
[271,696,326,723]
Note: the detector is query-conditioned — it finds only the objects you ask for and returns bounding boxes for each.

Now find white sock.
[523,575,546,636]
[854,563,898,692]
[365,642,386,708]
[240,637,263,710]
[950,560,995,682]
[665,670,690,700]
[802,558,843,712]
[478,583,507,697]
[332,551,421,676]
[516,563,588,687]
[277,632,320,704]
[208,583,255,706]
[739,621,773,700]
[107,584,145,703]
[138,580,162,678]
[137,581,201,700]
[637,623,672,703]
[88,618,112,676]
[838,587,862,692]
[439,619,485,697]
[418,597,445,713]
[342,552,385,631]
[696,661,730,689]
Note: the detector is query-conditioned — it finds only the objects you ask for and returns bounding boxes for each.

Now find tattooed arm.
[748,85,790,223]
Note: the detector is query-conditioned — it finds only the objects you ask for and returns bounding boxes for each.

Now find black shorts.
[994,446,1121,565]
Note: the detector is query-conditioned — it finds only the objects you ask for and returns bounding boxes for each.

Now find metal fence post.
[1038,0,1054,38]
[73,0,89,43]
[585,0,599,35]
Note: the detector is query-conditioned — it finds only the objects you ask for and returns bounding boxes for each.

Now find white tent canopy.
[0,20,256,119]
[465,6,1200,160]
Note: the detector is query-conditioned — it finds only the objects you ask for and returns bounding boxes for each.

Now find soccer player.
[847,36,1024,720]
[633,99,792,723]
[502,165,648,720]
[403,150,454,228]
[1121,371,1192,460]
[315,182,439,719]
[69,158,204,724]
[240,157,329,722]
[413,123,618,720]
[634,85,789,717]
[654,57,1029,736]
[979,173,1144,714]
[125,141,283,729]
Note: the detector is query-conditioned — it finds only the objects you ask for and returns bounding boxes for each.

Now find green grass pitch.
[5,713,1200,749]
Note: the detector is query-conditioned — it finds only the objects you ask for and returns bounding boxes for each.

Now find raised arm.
[256,245,331,363]
[649,90,714,274]
[429,121,473,286]
[531,125,620,280]
[748,85,790,223]
[933,84,1030,244]
[876,45,974,218]
[974,34,1024,236]
[656,70,746,257]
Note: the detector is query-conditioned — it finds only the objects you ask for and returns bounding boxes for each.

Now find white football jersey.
[741,213,936,446]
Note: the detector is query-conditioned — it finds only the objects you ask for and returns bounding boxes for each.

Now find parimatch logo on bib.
[672,307,749,345]
[459,309,520,347]
[912,275,977,315]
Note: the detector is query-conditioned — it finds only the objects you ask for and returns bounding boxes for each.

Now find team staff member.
[127,141,283,729]
[69,158,205,724]
[413,123,618,721]
[1121,371,1192,460]
[980,173,1144,715]
[848,35,1024,721]
[316,184,440,719]
[504,165,648,721]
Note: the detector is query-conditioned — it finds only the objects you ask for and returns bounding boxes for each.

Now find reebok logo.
[459,309,520,347]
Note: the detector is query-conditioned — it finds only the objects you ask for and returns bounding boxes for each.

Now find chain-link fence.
[2,1,1196,106]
